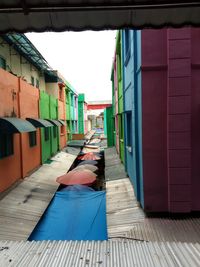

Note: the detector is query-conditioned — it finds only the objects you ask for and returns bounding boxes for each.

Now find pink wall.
[142,29,168,212]
[142,28,200,212]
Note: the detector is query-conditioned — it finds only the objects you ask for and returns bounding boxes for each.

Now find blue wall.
[122,30,144,206]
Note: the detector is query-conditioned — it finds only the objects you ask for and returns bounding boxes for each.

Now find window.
[125,29,130,55]
[0,56,6,70]
[36,79,40,89]
[31,76,35,86]
[71,94,73,106]
[119,114,123,139]
[126,112,132,151]
[59,88,63,100]
[60,125,65,134]
[67,121,70,133]
[65,90,69,104]
[53,127,57,138]
[124,30,131,65]
[117,54,122,80]
[0,134,13,159]
[44,128,49,141]
[29,131,37,147]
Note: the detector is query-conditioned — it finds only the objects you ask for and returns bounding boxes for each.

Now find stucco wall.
[0,37,46,91]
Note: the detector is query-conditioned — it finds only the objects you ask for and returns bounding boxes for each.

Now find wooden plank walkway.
[105,147,200,243]
[105,147,145,237]
[0,151,77,241]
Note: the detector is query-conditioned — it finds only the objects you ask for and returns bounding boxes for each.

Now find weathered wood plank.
[0,151,76,240]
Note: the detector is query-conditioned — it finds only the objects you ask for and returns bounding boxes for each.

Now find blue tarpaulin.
[29,188,107,241]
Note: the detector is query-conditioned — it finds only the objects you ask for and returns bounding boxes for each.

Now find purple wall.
[141,28,200,213]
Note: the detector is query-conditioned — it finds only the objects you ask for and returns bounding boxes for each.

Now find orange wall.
[58,86,67,148]
[0,134,21,192]
[0,68,19,117]
[58,100,65,120]
[21,130,41,177]
[19,79,41,177]
[19,79,39,119]
[0,69,21,192]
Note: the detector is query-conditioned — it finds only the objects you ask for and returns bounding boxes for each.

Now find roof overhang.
[0,1,200,32]
[26,118,54,128]
[0,117,36,134]
[57,119,66,126]
[46,119,62,127]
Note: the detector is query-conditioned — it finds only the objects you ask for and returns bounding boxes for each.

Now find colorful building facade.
[0,33,82,193]
[65,81,79,140]
[78,94,88,134]
[109,28,200,213]
[112,32,125,162]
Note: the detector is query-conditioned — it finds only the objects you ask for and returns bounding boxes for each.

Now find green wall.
[111,66,116,146]
[104,109,107,136]
[40,91,59,163]
[117,31,125,163]
[50,96,59,155]
[106,107,115,147]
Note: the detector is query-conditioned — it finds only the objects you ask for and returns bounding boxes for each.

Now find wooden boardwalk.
[0,151,76,240]
[105,147,200,243]
[105,147,145,237]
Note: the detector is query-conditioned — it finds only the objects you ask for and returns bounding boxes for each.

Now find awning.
[26,118,53,128]
[0,1,199,31]
[2,34,58,81]
[57,119,66,126]
[0,117,36,134]
[46,119,62,127]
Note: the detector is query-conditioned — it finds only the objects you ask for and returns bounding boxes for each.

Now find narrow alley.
[1,4,200,266]
[0,141,200,265]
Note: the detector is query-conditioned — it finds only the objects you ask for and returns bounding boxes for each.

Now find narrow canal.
[28,130,108,241]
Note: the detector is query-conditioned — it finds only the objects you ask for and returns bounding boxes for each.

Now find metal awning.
[2,34,58,81]
[0,117,36,134]
[26,118,54,128]
[58,119,66,126]
[0,1,200,31]
[46,119,62,127]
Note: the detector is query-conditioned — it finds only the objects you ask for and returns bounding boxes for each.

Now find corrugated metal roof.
[0,1,200,32]
[125,217,200,243]
[0,240,199,267]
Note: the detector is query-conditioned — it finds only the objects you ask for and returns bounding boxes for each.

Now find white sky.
[26,31,116,101]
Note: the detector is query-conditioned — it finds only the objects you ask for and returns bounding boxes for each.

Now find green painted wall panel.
[106,107,115,147]
[40,90,59,163]
[104,109,107,136]
[116,31,125,163]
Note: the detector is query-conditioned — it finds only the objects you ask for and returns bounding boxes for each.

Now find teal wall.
[78,94,85,134]
[65,81,79,140]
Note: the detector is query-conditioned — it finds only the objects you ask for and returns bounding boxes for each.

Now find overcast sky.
[26,31,116,102]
